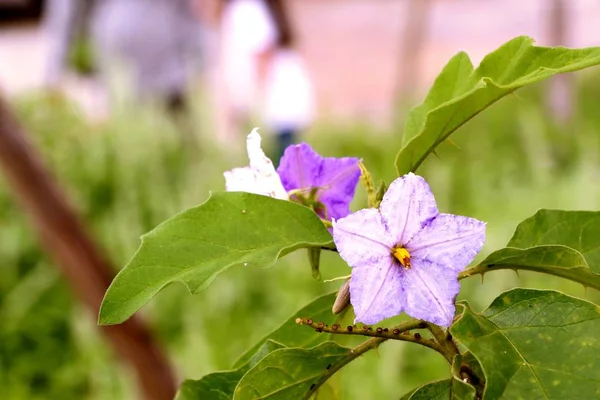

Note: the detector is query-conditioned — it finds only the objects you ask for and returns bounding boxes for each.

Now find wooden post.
[395,0,432,107]
[0,96,176,400]
[546,0,574,124]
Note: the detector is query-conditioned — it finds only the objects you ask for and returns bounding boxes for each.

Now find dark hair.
[221,0,294,47]
[264,0,294,47]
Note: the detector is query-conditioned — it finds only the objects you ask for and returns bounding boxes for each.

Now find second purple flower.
[277,143,361,221]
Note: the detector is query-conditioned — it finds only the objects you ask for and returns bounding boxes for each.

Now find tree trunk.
[546,0,574,124]
[395,0,432,107]
[0,96,176,400]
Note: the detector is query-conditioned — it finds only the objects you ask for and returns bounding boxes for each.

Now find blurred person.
[44,0,96,88]
[44,0,203,119]
[218,0,315,162]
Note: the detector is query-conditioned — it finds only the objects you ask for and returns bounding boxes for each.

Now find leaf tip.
[97,301,125,326]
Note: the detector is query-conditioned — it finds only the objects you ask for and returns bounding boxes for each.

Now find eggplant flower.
[277,143,360,221]
[224,128,288,200]
[332,173,486,327]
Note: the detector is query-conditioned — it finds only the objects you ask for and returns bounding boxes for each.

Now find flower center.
[392,246,411,270]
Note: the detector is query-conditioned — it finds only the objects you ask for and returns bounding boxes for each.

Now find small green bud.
[373,180,387,208]
[308,247,322,280]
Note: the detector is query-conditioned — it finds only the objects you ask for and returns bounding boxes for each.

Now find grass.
[2,71,600,399]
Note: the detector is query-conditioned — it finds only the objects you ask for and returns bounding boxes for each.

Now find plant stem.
[300,318,453,399]
[458,262,600,291]
[296,318,454,361]
[457,264,488,280]
[321,218,333,228]
[425,322,460,363]
[303,336,385,400]
[323,275,351,283]
[425,322,446,344]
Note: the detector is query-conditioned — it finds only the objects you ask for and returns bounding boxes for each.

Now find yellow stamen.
[393,247,411,269]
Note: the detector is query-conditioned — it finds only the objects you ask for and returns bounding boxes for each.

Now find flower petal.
[350,258,406,325]
[402,258,460,327]
[332,209,393,269]
[407,214,486,272]
[246,128,288,200]
[277,143,360,220]
[224,167,259,194]
[277,143,321,192]
[316,157,361,220]
[380,173,438,245]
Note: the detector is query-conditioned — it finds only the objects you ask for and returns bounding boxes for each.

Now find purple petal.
[316,157,361,220]
[277,143,360,220]
[277,143,321,192]
[402,258,460,327]
[332,209,393,269]
[407,214,486,272]
[350,258,406,325]
[380,173,439,245]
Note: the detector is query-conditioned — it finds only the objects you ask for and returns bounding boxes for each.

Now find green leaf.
[177,372,238,400]
[477,210,600,290]
[451,289,600,399]
[501,210,600,271]
[400,380,452,400]
[451,354,478,400]
[311,380,340,400]
[98,192,333,325]
[176,340,285,400]
[396,36,600,175]
[451,377,476,400]
[400,355,480,400]
[233,342,350,400]
[234,292,337,368]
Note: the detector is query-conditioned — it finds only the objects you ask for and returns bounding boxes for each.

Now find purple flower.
[332,173,485,327]
[277,143,361,221]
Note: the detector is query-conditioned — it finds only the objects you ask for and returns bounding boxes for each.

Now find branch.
[303,336,385,400]
[297,317,426,342]
[299,318,452,399]
[458,264,487,280]
[0,96,175,399]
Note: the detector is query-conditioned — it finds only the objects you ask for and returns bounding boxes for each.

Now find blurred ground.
[2,0,600,122]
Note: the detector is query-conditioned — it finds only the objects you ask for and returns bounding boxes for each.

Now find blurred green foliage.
[2,71,600,399]
[68,36,96,76]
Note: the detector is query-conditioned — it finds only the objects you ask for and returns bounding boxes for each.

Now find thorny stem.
[297,317,423,337]
[303,336,385,400]
[295,318,456,363]
[426,322,461,363]
[445,330,461,356]
[425,322,447,344]
[300,318,429,399]
[459,262,600,292]
[457,264,488,281]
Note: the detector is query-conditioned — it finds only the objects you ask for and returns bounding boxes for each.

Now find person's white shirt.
[220,0,276,112]
[220,0,315,131]
[264,48,315,131]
